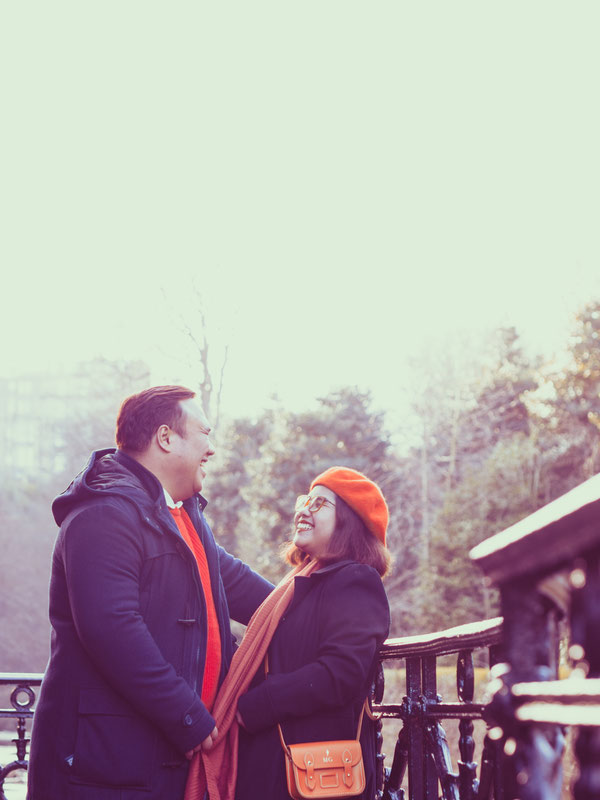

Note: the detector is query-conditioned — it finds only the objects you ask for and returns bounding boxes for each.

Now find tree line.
[2,301,599,673]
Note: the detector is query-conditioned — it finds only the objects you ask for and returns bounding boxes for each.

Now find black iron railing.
[471,472,600,800]
[0,673,43,800]
[372,617,505,800]
[6,471,600,799]
[2,629,503,800]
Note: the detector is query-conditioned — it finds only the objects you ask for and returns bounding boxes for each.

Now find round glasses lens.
[309,497,326,513]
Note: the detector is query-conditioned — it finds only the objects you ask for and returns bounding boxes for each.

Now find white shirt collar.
[163,488,183,509]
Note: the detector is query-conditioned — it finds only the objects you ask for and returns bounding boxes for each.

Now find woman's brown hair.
[284,494,392,577]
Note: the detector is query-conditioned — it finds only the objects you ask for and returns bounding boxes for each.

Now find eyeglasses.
[295,495,335,515]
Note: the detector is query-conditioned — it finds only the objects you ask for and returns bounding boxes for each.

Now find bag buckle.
[342,748,353,786]
[303,751,316,789]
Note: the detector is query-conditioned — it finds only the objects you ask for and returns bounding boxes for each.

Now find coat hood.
[52,448,165,526]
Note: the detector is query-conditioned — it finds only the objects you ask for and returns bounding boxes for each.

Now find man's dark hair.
[116,385,196,453]
[284,494,392,577]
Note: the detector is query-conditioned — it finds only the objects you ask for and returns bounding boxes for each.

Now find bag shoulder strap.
[265,654,374,752]
[277,700,368,754]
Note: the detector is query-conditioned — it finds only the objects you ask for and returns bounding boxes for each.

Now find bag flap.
[288,740,362,770]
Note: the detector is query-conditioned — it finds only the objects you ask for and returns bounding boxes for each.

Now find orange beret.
[310,466,389,545]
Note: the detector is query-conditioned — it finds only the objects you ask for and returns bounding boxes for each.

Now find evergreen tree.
[543,300,600,492]
[413,328,540,632]
[240,388,395,582]
[203,413,274,555]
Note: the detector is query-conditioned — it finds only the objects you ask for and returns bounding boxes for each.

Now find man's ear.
[155,424,173,453]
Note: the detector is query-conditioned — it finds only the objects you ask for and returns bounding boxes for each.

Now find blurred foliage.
[206,388,396,583]
[202,413,275,555]
[3,301,600,668]
[0,358,151,672]
[52,358,151,482]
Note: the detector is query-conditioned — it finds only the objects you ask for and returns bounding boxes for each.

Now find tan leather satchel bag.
[277,702,369,800]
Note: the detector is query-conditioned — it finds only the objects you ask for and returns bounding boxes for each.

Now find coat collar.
[290,560,356,608]
[312,559,356,576]
[52,447,209,531]
[294,559,355,583]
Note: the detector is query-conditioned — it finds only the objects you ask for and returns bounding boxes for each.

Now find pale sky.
[2,3,600,426]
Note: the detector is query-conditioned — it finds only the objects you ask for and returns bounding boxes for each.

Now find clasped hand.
[185,725,218,760]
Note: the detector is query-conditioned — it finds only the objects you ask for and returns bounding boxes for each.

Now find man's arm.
[217,545,274,624]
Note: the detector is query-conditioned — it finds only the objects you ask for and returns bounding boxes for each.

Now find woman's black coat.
[236,560,390,800]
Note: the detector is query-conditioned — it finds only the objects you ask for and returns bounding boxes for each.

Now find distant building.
[0,359,150,478]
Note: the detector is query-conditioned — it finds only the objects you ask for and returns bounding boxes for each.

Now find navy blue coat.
[27,449,273,800]
[235,561,390,800]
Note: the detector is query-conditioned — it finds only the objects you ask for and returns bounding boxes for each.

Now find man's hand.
[185,726,218,760]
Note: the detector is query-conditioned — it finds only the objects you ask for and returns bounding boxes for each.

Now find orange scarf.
[169,506,221,709]
[184,558,318,800]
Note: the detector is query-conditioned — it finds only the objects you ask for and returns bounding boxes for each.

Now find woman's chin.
[294,540,311,557]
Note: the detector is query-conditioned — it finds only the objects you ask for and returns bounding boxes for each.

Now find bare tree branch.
[214,344,229,430]
[160,284,228,425]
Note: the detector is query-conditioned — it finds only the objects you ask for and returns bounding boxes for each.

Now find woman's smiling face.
[293,485,337,560]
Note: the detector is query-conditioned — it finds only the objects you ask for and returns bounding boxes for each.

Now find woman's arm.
[237,563,390,732]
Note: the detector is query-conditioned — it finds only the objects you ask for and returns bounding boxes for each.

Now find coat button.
[184,714,193,727]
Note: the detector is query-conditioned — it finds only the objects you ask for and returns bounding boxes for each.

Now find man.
[27,386,273,800]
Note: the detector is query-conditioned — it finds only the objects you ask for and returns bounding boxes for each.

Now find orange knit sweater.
[169,506,221,710]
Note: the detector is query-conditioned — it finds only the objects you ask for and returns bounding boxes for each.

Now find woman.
[184,466,391,800]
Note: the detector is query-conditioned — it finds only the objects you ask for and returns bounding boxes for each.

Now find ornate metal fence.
[471,472,600,800]
[2,629,504,800]
[3,476,600,799]
[372,617,505,800]
[0,673,43,800]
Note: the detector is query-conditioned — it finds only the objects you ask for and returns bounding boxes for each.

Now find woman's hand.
[236,710,247,730]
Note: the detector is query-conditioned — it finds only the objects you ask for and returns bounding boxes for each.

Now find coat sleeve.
[217,545,274,624]
[61,502,215,754]
[237,563,390,732]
